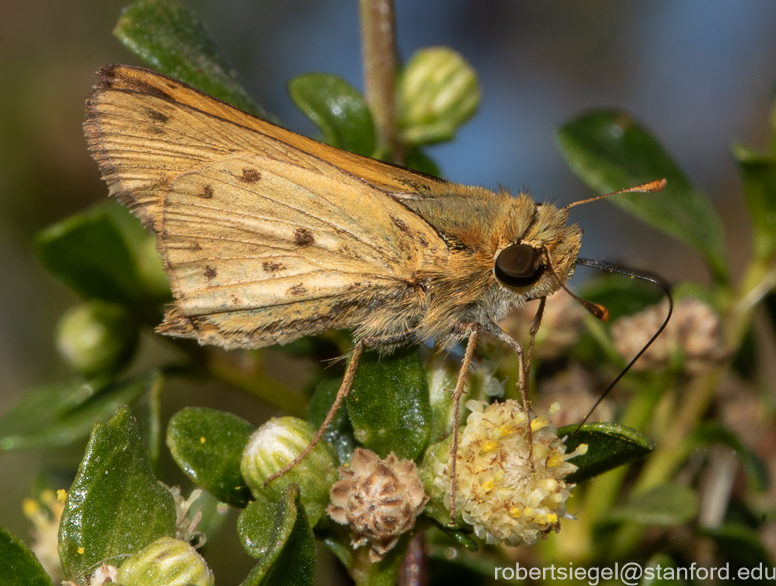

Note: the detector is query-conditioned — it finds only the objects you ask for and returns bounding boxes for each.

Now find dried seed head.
[327,449,428,562]
[432,400,584,546]
[612,297,724,373]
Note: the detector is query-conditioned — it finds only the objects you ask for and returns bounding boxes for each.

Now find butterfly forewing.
[85,65,447,349]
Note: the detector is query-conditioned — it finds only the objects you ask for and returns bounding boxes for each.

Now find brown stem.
[359,0,403,162]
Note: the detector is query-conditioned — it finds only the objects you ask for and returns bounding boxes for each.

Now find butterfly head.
[492,199,582,302]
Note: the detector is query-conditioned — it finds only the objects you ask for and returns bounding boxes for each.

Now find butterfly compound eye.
[494,243,544,288]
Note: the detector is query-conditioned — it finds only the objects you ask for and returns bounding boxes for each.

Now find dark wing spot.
[97,64,120,87]
[390,214,411,234]
[294,228,315,246]
[190,242,202,251]
[145,108,169,123]
[200,184,214,199]
[204,266,217,280]
[146,125,166,135]
[262,261,285,273]
[128,78,173,101]
[237,168,261,183]
[287,283,307,296]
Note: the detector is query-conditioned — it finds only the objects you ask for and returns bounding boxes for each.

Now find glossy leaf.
[732,143,776,263]
[689,422,769,492]
[557,110,729,283]
[114,0,267,118]
[59,407,176,581]
[34,208,145,303]
[0,526,53,586]
[559,422,655,483]
[0,373,159,452]
[607,484,698,526]
[167,407,255,507]
[347,347,431,460]
[238,484,316,586]
[307,378,355,465]
[288,74,375,157]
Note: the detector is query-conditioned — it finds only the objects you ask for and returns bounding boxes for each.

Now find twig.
[359,0,403,162]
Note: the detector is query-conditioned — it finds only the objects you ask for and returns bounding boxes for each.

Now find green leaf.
[0,373,159,452]
[689,422,769,492]
[0,526,53,586]
[238,484,316,586]
[307,378,355,465]
[732,143,776,263]
[559,422,655,483]
[167,407,255,507]
[100,202,171,302]
[607,484,698,526]
[114,0,267,118]
[347,347,431,460]
[34,208,146,304]
[557,110,729,283]
[699,524,774,570]
[288,74,375,157]
[59,407,176,581]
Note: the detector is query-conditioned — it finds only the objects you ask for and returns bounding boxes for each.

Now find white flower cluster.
[434,400,585,546]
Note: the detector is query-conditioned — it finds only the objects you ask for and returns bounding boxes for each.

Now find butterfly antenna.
[564,179,667,210]
[572,258,673,432]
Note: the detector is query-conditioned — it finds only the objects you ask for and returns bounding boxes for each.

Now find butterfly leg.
[263,331,414,487]
[481,302,544,476]
[448,323,481,525]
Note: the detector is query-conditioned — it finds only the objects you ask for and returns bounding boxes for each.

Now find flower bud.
[397,47,481,145]
[56,301,138,378]
[328,449,427,562]
[118,537,213,586]
[241,417,339,526]
[424,400,584,546]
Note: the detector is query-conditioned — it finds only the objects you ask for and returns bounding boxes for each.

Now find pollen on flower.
[433,400,583,546]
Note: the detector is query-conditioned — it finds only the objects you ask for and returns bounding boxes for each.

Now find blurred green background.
[1,0,776,581]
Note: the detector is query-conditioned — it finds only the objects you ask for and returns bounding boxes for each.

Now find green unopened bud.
[397,46,481,145]
[56,301,137,377]
[118,537,213,586]
[241,417,338,526]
